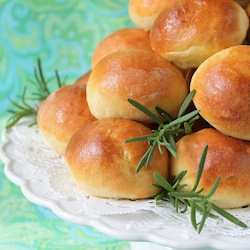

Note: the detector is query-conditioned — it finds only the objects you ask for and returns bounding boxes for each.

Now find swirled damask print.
[0,0,133,249]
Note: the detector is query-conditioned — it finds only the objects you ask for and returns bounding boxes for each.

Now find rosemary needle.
[126,90,200,172]
[153,145,247,234]
[6,59,65,129]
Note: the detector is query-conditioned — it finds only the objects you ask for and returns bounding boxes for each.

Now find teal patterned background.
[0,0,136,249]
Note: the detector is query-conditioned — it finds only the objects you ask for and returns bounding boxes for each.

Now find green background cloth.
[0,1,135,249]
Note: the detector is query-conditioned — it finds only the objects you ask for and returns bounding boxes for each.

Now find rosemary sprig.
[126,90,200,173]
[153,145,247,234]
[6,59,65,129]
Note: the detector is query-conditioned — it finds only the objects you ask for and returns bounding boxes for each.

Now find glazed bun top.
[65,118,169,200]
[91,27,152,68]
[149,0,249,69]
[190,45,250,141]
[87,49,188,123]
[37,83,96,155]
[128,0,170,31]
[170,128,250,209]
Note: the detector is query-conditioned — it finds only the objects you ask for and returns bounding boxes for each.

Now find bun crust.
[87,49,188,123]
[190,45,250,141]
[91,28,152,68]
[149,0,249,69]
[65,118,169,199]
[170,128,250,209]
[37,83,96,155]
[75,70,91,85]
[128,0,170,31]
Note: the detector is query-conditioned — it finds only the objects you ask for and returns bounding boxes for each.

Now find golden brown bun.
[65,118,169,199]
[190,45,250,141]
[170,128,250,209]
[91,28,152,68]
[87,49,188,123]
[128,0,170,31]
[246,1,250,42]
[75,70,91,85]
[149,0,249,69]
[37,83,96,155]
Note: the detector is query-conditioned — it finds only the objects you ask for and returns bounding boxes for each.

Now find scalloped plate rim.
[1,122,250,250]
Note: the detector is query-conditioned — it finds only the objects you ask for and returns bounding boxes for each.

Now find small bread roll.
[128,0,170,31]
[190,45,250,141]
[75,70,91,85]
[87,49,188,123]
[170,128,250,209]
[149,0,249,69]
[246,1,250,42]
[37,83,96,155]
[91,28,152,68]
[65,118,169,199]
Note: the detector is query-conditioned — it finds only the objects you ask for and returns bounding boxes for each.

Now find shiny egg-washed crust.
[91,27,152,68]
[128,0,170,31]
[87,49,188,123]
[65,118,169,200]
[170,128,250,209]
[37,81,96,155]
[190,45,250,141]
[149,0,249,69]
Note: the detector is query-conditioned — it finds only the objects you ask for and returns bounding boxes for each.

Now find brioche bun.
[91,28,152,68]
[65,118,169,199]
[170,128,250,209]
[190,45,250,141]
[37,83,96,155]
[87,49,188,123]
[149,0,249,69]
[128,0,170,31]
[75,70,91,85]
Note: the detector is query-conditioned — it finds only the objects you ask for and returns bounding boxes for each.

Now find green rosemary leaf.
[165,133,176,151]
[204,177,221,199]
[127,98,163,125]
[145,141,157,168]
[184,122,192,134]
[177,89,196,118]
[135,147,152,173]
[191,145,208,192]
[211,204,248,228]
[198,201,211,234]
[167,109,200,129]
[124,133,157,143]
[155,106,174,122]
[172,170,187,186]
[155,192,166,202]
[153,172,175,192]
[190,201,197,230]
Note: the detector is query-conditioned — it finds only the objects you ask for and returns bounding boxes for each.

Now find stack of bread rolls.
[37,0,250,206]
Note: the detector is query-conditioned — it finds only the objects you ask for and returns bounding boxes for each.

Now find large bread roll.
[87,49,188,123]
[170,128,250,209]
[37,82,96,155]
[190,45,250,141]
[149,0,249,69]
[65,118,169,199]
[91,27,152,68]
[128,0,170,31]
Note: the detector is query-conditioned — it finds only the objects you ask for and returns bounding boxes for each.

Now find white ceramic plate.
[1,118,250,250]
